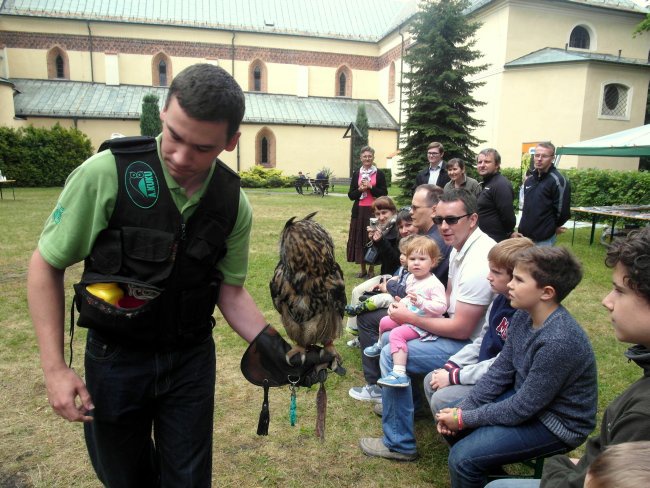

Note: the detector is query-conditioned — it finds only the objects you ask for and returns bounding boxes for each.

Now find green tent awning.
[557,124,650,157]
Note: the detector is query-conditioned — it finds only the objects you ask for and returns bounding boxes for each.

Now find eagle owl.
[269,212,346,366]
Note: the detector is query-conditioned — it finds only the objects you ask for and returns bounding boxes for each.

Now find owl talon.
[286,346,306,366]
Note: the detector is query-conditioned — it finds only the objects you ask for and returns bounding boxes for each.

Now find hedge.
[0,125,93,187]
[499,167,650,211]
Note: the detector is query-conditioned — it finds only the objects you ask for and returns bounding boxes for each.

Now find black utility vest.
[74,136,240,349]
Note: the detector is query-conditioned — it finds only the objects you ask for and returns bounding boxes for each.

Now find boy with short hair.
[424,237,534,414]
[436,247,597,488]
[485,228,650,488]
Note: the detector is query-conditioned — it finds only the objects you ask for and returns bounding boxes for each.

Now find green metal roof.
[505,47,650,68]
[467,0,647,14]
[0,0,417,42]
[10,79,398,130]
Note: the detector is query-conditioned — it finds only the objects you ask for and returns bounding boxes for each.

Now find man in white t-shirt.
[360,188,496,461]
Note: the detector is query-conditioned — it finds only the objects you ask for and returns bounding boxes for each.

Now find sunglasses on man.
[433,213,471,226]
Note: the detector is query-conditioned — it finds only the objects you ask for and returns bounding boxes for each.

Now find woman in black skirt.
[346,146,388,278]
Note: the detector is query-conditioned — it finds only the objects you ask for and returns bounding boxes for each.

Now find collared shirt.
[427,164,442,185]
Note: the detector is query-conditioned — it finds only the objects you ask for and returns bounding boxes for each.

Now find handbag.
[364,242,379,264]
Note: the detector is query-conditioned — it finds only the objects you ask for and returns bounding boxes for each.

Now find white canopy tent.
[556,124,650,158]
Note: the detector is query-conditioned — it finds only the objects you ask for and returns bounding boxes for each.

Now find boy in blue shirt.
[437,246,597,488]
[486,227,650,488]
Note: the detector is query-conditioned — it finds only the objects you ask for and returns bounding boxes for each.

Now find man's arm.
[556,176,572,228]
[388,299,486,340]
[27,250,93,422]
[217,283,267,343]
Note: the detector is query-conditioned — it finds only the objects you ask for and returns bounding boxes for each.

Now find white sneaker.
[346,337,360,348]
[348,384,382,403]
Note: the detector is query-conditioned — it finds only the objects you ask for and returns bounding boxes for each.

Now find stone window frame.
[248,59,268,92]
[255,127,276,167]
[152,52,172,87]
[599,82,631,120]
[568,24,595,51]
[47,45,70,79]
[335,65,352,97]
[388,61,396,103]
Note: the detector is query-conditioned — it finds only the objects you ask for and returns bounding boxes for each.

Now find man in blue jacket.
[514,142,571,246]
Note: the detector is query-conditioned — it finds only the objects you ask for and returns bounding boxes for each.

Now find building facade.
[0,0,648,175]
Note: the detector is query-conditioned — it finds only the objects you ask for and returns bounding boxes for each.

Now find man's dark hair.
[438,188,478,215]
[516,246,583,303]
[605,227,650,304]
[166,63,245,140]
[415,184,444,207]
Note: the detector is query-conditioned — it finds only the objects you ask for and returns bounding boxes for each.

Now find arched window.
[255,127,276,167]
[152,52,172,86]
[55,55,65,78]
[254,66,262,91]
[47,46,69,80]
[261,137,269,164]
[158,60,167,87]
[601,83,630,119]
[248,60,267,92]
[388,61,396,103]
[569,26,590,49]
[335,65,352,97]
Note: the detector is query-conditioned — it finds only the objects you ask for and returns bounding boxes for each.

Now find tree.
[634,13,650,37]
[397,0,487,200]
[351,104,369,171]
[140,94,162,136]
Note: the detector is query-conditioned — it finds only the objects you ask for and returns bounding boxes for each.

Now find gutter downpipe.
[398,26,405,150]
[231,31,240,172]
[87,21,95,82]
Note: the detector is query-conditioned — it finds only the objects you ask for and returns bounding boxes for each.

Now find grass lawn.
[0,187,638,487]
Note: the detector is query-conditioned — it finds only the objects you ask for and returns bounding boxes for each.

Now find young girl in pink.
[364,236,448,387]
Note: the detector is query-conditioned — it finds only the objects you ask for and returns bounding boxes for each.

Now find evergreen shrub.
[0,124,93,187]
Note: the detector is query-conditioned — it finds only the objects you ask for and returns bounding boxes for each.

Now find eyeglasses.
[410,204,432,212]
[433,213,471,225]
[427,152,441,156]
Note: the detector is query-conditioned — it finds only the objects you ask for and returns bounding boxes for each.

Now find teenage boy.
[436,246,597,488]
[27,64,330,487]
[424,237,534,414]
[486,227,650,488]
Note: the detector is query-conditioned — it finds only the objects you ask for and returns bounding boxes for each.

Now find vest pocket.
[74,280,161,343]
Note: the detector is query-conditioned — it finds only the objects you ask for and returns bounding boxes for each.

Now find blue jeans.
[485,481,541,488]
[447,408,569,488]
[84,330,216,487]
[357,309,388,385]
[534,234,557,246]
[380,335,469,454]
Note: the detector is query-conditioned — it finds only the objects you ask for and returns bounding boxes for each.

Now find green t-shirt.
[38,135,252,286]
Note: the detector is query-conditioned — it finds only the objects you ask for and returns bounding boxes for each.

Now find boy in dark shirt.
[437,247,597,488]
[486,227,650,488]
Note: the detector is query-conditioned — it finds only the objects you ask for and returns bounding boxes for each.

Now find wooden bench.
[329,177,352,193]
[486,455,547,481]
